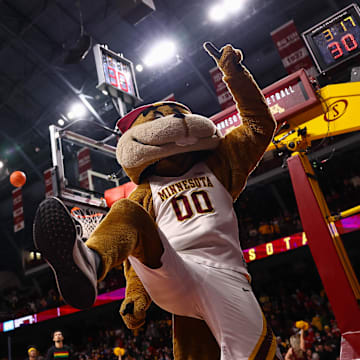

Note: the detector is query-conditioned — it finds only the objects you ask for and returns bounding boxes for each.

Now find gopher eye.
[153,110,165,119]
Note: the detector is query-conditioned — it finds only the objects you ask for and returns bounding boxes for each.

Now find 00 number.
[171,191,214,221]
[328,34,358,59]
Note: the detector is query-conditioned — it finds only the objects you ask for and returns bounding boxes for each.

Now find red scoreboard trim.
[211,69,319,135]
[243,232,307,263]
[261,69,319,124]
[243,214,360,263]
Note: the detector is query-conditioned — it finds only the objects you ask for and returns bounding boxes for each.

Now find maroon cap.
[116,101,191,134]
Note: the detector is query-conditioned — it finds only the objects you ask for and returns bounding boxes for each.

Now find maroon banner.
[209,66,235,110]
[271,20,316,77]
[12,188,24,232]
[77,147,92,189]
[44,168,54,198]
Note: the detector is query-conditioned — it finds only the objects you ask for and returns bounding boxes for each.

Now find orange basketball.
[10,171,27,188]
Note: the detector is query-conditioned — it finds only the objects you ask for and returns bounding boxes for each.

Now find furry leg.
[86,198,164,280]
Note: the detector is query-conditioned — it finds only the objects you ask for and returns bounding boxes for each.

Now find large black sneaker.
[33,197,97,309]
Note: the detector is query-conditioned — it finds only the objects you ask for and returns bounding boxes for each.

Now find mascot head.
[116,101,222,184]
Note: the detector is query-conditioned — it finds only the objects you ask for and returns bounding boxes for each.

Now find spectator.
[305,348,313,360]
[285,329,306,360]
[27,347,39,360]
[46,330,72,360]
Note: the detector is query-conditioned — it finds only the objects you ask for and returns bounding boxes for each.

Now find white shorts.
[129,237,277,360]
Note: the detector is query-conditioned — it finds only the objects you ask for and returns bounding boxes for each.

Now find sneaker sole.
[33,197,96,309]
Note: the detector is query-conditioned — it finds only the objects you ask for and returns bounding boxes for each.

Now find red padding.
[104,182,137,207]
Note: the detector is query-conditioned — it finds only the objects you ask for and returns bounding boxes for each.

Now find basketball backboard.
[48,124,128,211]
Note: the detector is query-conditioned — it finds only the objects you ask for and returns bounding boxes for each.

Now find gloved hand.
[204,42,243,76]
[120,260,151,329]
[120,291,151,329]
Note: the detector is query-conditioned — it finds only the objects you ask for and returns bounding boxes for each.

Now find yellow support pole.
[329,205,360,222]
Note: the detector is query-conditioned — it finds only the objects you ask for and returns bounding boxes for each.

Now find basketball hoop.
[71,207,105,239]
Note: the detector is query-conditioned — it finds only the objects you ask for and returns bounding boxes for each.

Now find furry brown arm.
[205,45,276,200]
[119,183,154,329]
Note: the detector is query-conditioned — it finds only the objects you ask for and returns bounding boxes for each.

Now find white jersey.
[149,162,249,275]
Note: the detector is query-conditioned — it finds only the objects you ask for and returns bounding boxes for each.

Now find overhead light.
[208,4,227,22]
[209,1,245,22]
[0,160,3,169]
[102,89,109,96]
[143,40,177,67]
[58,118,65,126]
[67,112,74,120]
[136,64,144,72]
[67,102,87,120]
[223,0,244,12]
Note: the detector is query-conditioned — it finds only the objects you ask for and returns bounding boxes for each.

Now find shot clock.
[302,3,360,73]
[93,44,141,104]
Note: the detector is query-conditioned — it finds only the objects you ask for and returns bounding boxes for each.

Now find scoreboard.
[93,44,141,104]
[211,69,319,135]
[302,3,360,73]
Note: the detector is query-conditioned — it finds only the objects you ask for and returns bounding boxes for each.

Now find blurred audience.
[21,287,339,359]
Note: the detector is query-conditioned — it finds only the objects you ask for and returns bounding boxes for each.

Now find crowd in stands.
[72,315,174,360]
[0,287,61,322]
[260,288,340,360]
[0,268,125,323]
[237,156,360,248]
[16,287,340,360]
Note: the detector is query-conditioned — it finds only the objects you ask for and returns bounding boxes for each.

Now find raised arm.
[205,44,276,200]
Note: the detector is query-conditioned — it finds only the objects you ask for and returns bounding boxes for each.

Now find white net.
[71,207,105,239]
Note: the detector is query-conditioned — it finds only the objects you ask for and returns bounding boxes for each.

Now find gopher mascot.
[34,43,278,359]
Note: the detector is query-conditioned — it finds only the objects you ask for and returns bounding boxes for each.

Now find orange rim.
[70,207,103,219]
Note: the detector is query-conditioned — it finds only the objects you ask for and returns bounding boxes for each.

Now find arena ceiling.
[0,0,354,274]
